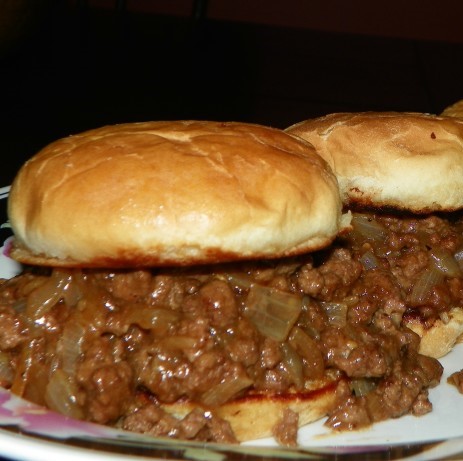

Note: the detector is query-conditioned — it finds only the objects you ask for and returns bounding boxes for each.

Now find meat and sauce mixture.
[1,212,463,445]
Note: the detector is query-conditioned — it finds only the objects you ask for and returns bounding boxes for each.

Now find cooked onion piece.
[244,285,302,342]
[45,369,84,419]
[26,270,81,319]
[0,352,13,386]
[359,250,380,270]
[200,375,253,407]
[430,248,462,278]
[288,327,324,380]
[350,378,377,397]
[10,338,38,397]
[58,320,86,376]
[319,302,348,327]
[351,214,386,243]
[280,343,304,388]
[124,307,179,333]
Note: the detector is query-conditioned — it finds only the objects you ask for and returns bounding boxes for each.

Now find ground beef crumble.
[447,369,463,393]
[272,408,299,446]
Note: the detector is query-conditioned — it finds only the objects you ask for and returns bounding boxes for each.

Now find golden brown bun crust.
[404,307,463,358]
[286,112,463,213]
[162,373,343,442]
[441,99,463,118]
[287,112,463,360]
[9,120,345,268]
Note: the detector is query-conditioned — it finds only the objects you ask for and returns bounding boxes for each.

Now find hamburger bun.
[441,99,463,118]
[286,112,463,359]
[404,307,463,359]
[8,120,347,268]
[286,112,463,213]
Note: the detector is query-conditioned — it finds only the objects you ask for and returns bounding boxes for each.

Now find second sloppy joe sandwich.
[0,119,443,444]
[287,111,463,360]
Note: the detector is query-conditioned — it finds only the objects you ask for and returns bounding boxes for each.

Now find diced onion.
[200,375,253,407]
[26,270,78,318]
[454,247,463,267]
[23,362,50,406]
[10,338,38,397]
[351,214,386,242]
[430,248,462,278]
[350,378,377,397]
[44,369,84,419]
[409,267,444,305]
[319,302,348,327]
[280,343,304,389]
[63,273,83,307]
[359,250,380,270]
[58,320,86,375]
[126,307,179,333]
[225,273,255,289]
[244,286,302,341]
[288,327,324,379]
[0,352,13,386]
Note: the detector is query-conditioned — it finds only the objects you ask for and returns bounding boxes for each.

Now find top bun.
[441,99,463,118]
[286,112,463,213]
[9,120,346,267]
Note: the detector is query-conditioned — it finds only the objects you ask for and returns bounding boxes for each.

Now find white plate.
[2,201,463,460]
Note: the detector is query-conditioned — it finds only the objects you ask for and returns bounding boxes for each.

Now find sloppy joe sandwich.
[0,119,443,445]
[286,111,463,359]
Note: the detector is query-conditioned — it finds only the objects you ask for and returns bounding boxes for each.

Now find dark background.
[0,0,463,188]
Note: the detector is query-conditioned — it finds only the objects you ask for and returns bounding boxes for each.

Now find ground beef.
[122,403,237,443]
[325,352,441,430]
[1,211,460,443]
[448,369,463,393]
[296,248,363,300]
[272,408,299,446]
[320,326,398,378]
[77,335,133,423]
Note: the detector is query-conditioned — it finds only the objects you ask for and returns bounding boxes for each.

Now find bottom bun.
[162,372,344,442]
[404,307,463,359]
